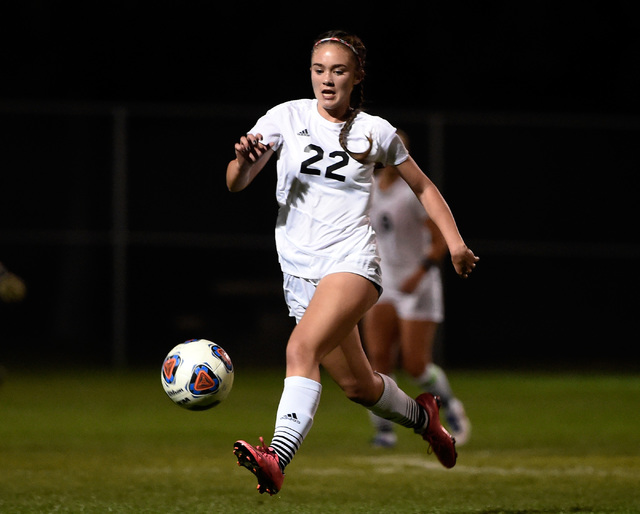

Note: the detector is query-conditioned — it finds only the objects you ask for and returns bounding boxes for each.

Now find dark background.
[2,1,639,113]
[1,1,638,371]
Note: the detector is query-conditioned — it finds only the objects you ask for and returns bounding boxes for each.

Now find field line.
[299,455,639,480]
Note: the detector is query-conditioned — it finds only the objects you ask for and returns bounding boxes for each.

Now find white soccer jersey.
[249,99,409,285]
[370,176,434,289]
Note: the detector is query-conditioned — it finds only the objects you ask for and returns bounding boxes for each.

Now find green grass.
[1,367,639,513]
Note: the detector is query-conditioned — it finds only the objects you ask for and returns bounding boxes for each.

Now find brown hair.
[312,30,372,162]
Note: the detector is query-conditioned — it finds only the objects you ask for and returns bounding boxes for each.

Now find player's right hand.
[235,133,273,167]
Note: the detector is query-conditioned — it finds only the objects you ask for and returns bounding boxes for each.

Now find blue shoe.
[371,430,397,448]
[446,398,471,446]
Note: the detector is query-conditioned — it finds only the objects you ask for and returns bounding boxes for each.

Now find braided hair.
[312,30,372,162]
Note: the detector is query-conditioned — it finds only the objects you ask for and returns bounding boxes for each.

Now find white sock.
[416,363,454,407]
[269,376,322,471]
[368,373,427,432]
[369,373,395,434]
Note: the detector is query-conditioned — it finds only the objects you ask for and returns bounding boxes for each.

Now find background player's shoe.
[233,437,284,495]
[415,393,457,468]
[446,397,471,446]
[371,428,398,448]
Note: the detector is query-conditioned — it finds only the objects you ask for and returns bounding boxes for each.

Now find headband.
[314,37,363,66]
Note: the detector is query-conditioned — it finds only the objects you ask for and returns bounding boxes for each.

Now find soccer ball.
[161,339,234,410]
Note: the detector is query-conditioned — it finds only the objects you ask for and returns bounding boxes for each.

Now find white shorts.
[282,272,381,323]
[282,273,320,322]
[378,268,444,322]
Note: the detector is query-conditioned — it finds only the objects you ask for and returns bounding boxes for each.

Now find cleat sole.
[233,440,282,496]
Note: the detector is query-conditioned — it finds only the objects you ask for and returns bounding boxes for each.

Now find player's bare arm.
[226,132,274,192]
[396,157,479,278]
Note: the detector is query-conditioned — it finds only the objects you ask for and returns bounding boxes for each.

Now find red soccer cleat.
[233,437,285,495]
[415,393,458,469]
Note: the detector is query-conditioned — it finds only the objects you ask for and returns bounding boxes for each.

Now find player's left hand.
[451,246,479,279]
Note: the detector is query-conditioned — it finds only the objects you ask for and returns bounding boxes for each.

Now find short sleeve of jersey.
[382,131,410,167]
[248,104,287,150]
[350,114,409,167]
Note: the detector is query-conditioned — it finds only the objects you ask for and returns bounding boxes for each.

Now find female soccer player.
[227,30,478,495]
[362,130,471,449]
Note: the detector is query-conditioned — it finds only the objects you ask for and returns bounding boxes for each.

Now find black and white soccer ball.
[161,339,234,410]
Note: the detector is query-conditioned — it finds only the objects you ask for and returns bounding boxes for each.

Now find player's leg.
[321,331,417,422]
[285,272,380,381]
[361,302,400,446]
[321,317,456,468]
[398,319,438,380]
[398,319,453,405]
[397,271,471,445]
[399,318,470,445]
[234,272,380,494]
[362,301,399,376]
[402,321,452,405]
[267,273,380,468]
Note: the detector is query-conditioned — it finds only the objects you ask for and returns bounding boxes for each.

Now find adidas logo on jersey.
[297,129,310,137]
[280,412,301,424]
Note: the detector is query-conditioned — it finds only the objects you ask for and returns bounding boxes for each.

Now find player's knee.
[285,335,321,370]
[339,377,379,406]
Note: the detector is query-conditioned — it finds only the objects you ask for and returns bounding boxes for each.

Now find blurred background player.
[362,130,471,447]
[0,262,26,304]
[0,261,26,384]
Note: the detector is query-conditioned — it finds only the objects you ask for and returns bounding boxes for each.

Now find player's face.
[310,44,363,122]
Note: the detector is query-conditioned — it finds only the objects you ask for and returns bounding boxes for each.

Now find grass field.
[0,366,638,513]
